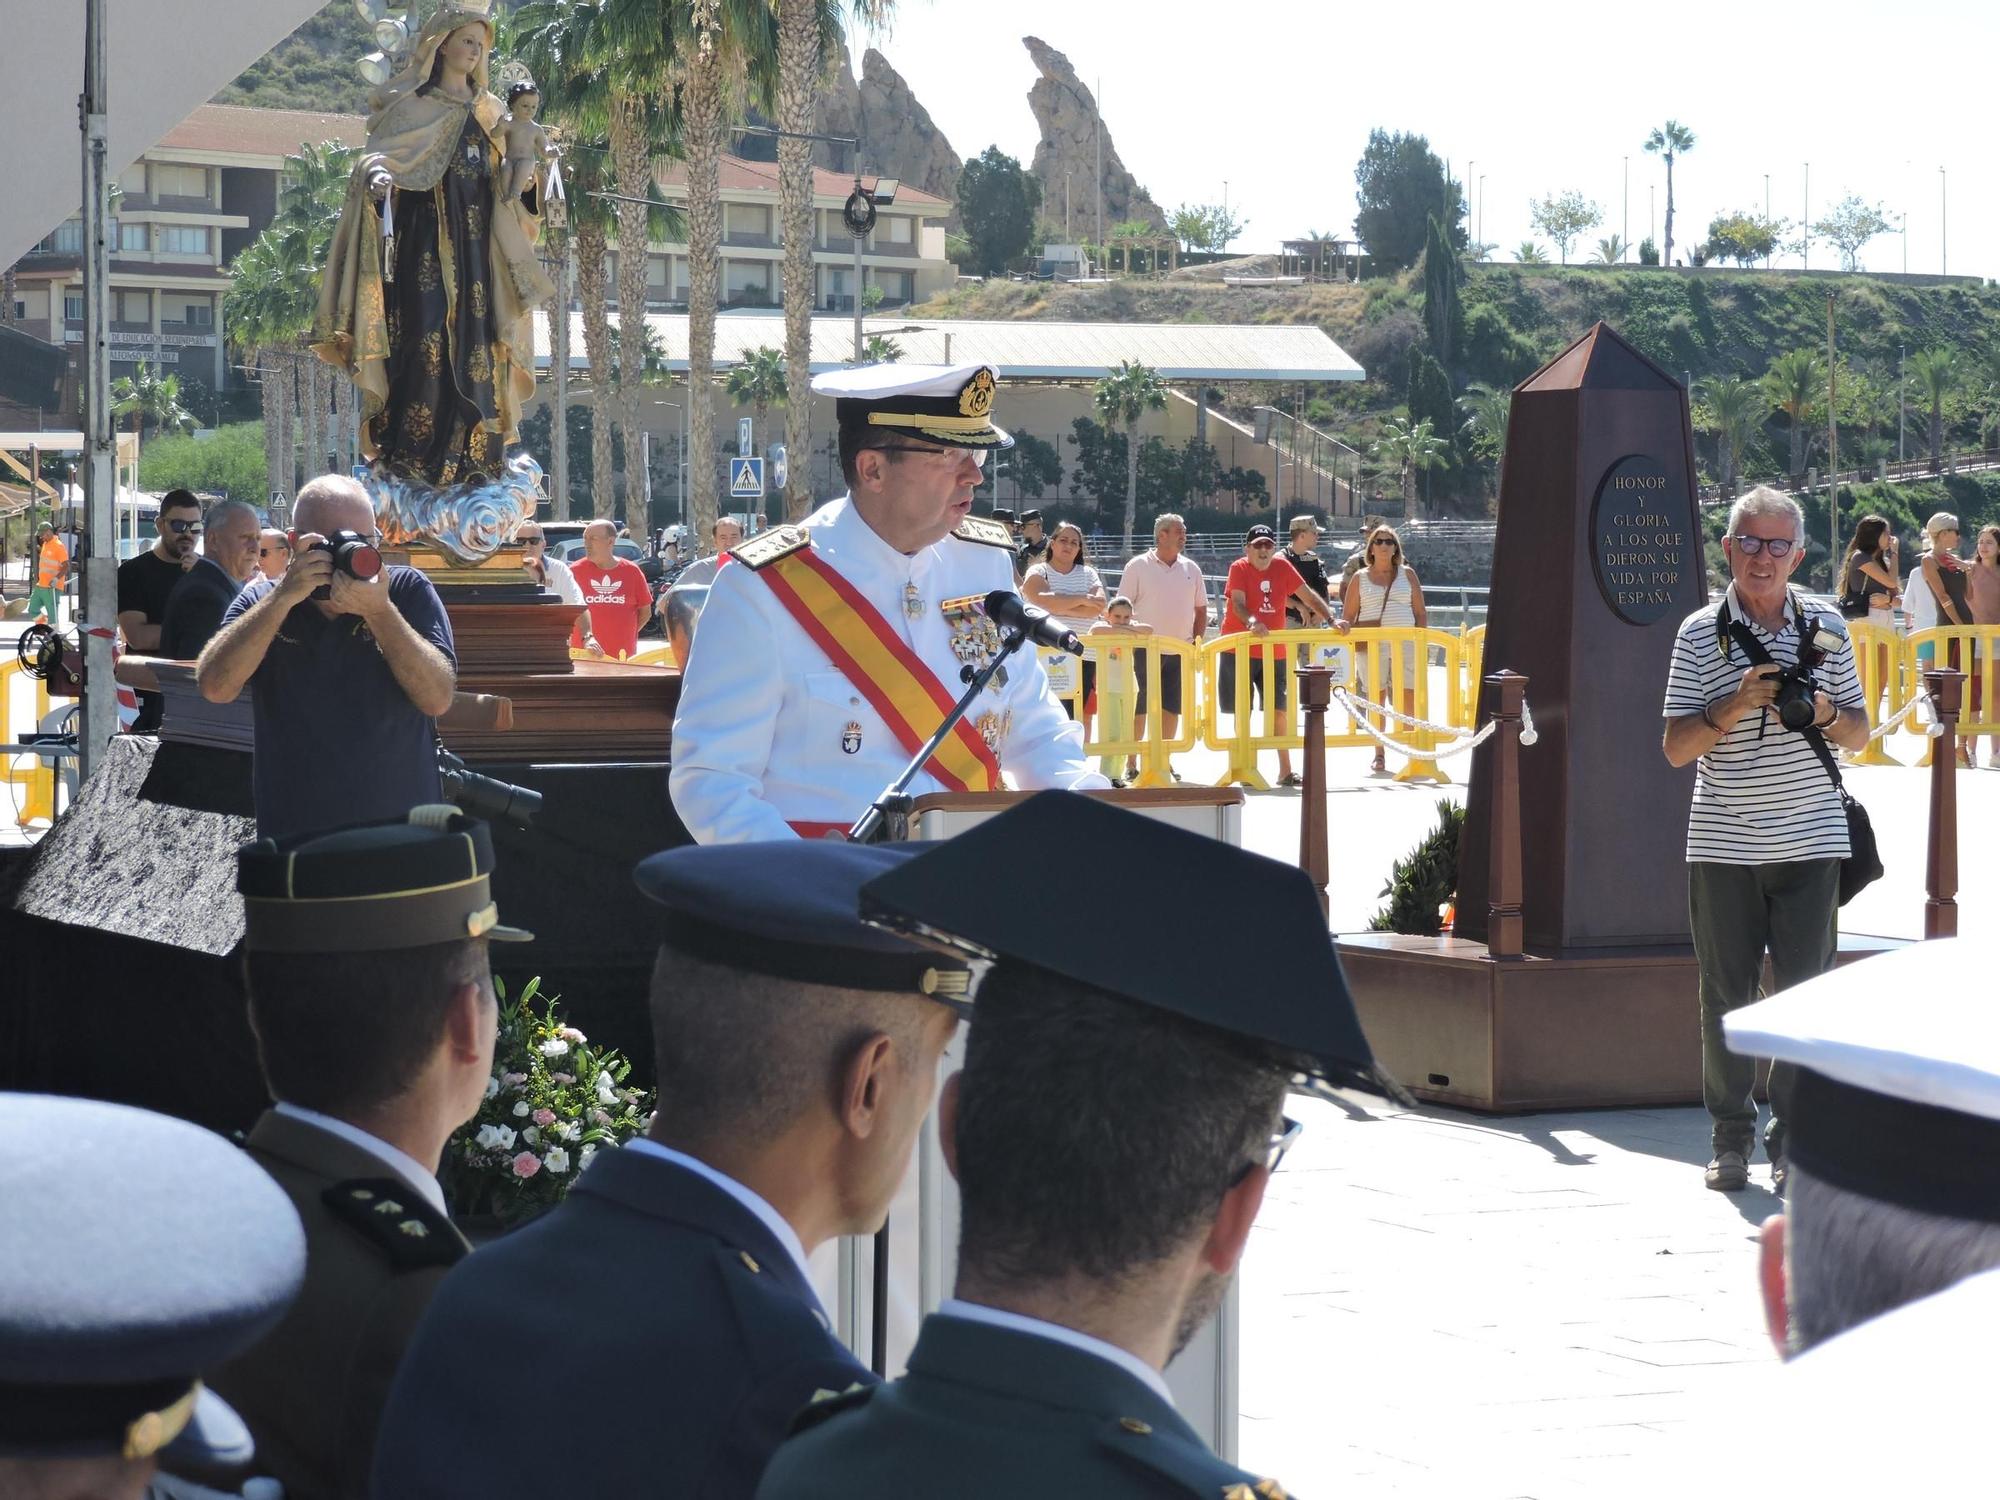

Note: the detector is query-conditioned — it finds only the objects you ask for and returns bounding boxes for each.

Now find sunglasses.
[1231,1116,1304,1186]
[164,519,203,536]
[1370,538,1396,548]
[878,444,988,469]
[1249,539,1277,550]
[518,534,546,545]
[257,545,290,556]
[1731,535,1797,557]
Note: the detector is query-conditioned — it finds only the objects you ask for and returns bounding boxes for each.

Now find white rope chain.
[1327,688,1537,761]
[1867,692,1944,742]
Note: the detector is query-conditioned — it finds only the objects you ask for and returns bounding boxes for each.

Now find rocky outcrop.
[1022,36,1167,238]
[814,38,963,229]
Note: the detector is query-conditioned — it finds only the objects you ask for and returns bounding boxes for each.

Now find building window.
[646,254,669,287]
[724,261,772,304]
[117,290,151,325]
[43,220,84,255]
[153,164,208,200]
[12,302,23,320]
[64,294,84,321]
[728,204,771,242]
[182,300,213,327]
[119,222,149,252]
[120,163,146,196]
[159,226,208,255]
[886,215,913,245]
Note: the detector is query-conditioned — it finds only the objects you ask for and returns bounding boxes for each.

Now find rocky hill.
[1023,37,1166,235]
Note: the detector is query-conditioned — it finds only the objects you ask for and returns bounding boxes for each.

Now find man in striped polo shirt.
[1662,487,1869,1194]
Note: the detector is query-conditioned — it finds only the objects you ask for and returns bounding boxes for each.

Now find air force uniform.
[669,363,1106,846]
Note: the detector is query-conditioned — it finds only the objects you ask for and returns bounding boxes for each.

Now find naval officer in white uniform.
[669,362,1107,845]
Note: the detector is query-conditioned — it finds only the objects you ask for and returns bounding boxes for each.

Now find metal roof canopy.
[534,313,1365,384]
[0,0,328,269]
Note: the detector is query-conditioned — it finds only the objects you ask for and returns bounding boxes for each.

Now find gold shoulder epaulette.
[952,516,1015,550]
[729,525,811,570]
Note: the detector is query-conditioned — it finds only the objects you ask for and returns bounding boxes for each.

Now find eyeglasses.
[877,444,988,469]
[518,534,545,546]
[164,520,203,536]
[257,545,290,556]
[1370,538,1396,548]
[1732,535,1797,557]
[1230,1115,1304,1186]
[1249,539,1277,551]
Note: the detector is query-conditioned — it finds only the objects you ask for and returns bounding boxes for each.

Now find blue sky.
[848,0,1995,280]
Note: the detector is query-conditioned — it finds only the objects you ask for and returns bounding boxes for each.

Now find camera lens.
[330,537,383,580]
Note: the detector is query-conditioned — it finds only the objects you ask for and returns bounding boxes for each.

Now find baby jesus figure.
[501,81,556,207]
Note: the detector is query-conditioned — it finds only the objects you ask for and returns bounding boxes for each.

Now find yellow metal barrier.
[1198,627,1460,788]
[1844,621,1906,766]
[1038,636,1200,787]
[1905,625,2000,766]
[1,658,57,828]
[1459,625,1486,725]
[568,645,674,667]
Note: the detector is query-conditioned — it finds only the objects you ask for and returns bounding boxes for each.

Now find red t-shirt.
[570,557,652,659]
[1222,554,1306,658]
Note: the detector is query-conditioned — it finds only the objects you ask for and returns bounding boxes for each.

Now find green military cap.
[237,807,533,953]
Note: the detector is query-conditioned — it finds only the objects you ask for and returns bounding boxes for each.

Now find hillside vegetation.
[212,1,377,114]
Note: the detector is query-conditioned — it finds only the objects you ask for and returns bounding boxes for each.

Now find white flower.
[484,1076,501,1100]
[560,1121,581,1142]
[538,1037,570,1059]
[543,1146,571,1175]
[579,1144,598,1169]
[558,1025,587,1044]
[522,1125,540,1145]
[595,1073,619,1106]
[511,1100,530,1118]
[474,1124,516,1152]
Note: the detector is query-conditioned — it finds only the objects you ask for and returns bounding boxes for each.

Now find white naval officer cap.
[811,361,1013,450]
[1724,938,2000,1220]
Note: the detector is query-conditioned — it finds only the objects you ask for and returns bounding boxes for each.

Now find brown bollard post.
[1297,665,1332,919]
[1923,667,1963,939]
[1485,670,1528,960]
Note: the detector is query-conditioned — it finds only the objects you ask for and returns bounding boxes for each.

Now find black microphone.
[983,590,1084,654]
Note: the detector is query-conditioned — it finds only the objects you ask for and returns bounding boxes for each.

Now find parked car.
[538,521,665,586]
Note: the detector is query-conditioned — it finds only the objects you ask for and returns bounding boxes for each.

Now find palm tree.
[1515,241,1548,265]
[1592,234,1627,265]
[679,0,779,543]
[861,333,903,364]
[1374,415,1449,512]
[1643,120,1695,268]
[1092,360,1167,541]
[1762,349,1826,482]
[1693,375,1760,501]
[110,363,196,464]
[1456,383,1510,454]
[1905,347,1958,474]
[724,345,788,453]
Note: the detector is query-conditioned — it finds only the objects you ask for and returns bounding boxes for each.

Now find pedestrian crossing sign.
[729,456,765,498]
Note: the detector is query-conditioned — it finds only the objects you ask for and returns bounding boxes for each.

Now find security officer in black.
[0,1092,306,1500]
[211,808,529,1500]
[372,838,969,1499]
[759,793,1401,1500]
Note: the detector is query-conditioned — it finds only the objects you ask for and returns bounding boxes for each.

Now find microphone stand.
[846,624,1031,846]
[845,621,1029,1378]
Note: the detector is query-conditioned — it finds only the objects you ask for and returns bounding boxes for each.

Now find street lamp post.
[1939,166,1947,276]
[1802,162,1809,270]
[1477,176,1485,248]
[1622,156,1628,260]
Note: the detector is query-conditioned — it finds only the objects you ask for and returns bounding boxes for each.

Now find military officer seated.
[0,1093,306,1500]
[371,838,969,1499]
[757,794,1402,1500]
[208,808,528,1500]
[668,361,1106,846]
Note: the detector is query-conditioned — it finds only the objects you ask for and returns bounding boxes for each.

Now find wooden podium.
[823,785,1248,1459]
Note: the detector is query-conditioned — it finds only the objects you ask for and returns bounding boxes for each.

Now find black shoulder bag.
[1718,603,1883,906]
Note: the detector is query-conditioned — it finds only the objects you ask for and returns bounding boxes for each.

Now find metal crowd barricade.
[1906,625,2000,766]
[1459,624,1487,720]
[1197,627,1462,788]
[1,658,59,828]
[1844,620,1907,766]
[1037,636,1200,787]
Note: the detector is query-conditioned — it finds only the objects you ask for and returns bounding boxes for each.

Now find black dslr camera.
[1770,618,1847,732]
[308,529,383,600]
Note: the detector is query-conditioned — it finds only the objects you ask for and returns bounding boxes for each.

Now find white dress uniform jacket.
[669,496,1107,844]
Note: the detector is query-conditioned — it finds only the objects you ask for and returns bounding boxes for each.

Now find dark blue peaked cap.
[0,1094,306,1464]
[634,839,978,1012]
[858,792,1398,1099]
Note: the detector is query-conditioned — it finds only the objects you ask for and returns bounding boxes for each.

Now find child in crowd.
[1088,596,1151,786]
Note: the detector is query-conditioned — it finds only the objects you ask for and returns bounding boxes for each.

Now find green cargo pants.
[1689,858,1840,1162]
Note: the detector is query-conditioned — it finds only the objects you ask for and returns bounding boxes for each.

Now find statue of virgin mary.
[313,2,554,492]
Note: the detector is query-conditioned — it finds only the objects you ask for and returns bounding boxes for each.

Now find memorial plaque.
[1591,455,1695,625]
[1458,323,1707,951]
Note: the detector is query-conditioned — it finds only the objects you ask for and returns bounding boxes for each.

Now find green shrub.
[1368,798,1466,935]
[136,421,266,501]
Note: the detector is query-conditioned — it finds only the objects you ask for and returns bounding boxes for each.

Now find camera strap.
[1716,591,1811,743]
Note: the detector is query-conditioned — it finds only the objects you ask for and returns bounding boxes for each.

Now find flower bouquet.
[445,976,654,1227]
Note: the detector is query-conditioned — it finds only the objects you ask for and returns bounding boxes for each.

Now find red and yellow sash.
[756,547,1001,793]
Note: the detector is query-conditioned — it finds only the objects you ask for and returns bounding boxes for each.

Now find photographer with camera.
[197,474,457,841]
[1663,488,1868,1196]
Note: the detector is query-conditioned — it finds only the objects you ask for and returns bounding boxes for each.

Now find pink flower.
[559,1026,587,1044]
[552,1072,575,1086]
[511,1151,542,1178]
[532,1108,557,1127]
[501,1072,528,1088]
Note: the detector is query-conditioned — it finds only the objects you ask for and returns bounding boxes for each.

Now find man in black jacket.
[1282,513,1332,626]
[161,500,262,661]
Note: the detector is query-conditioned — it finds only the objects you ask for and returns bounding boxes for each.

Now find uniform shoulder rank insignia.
[321,1178,463,1270]
[1100,1415,1283,1498]
[729,525,811,570]
[950,515,1014,550]
[786,1382,873,1437]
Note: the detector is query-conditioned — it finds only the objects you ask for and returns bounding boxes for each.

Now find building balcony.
[111,320,154,336]
[722,232,777,249]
